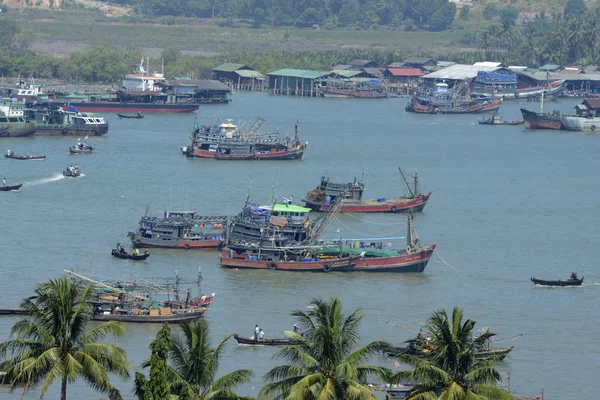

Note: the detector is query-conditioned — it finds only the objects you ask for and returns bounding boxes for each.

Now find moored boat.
[25,106,109,136]
[128,209,228,249]
[118,112,144,119]
[303,168,430,213]
[182,119,306,160]
[315,214,435,273]
[520,108,563,130]
[233,333,300,346]
[385,344,513,361]
[92,308,207,323]
[219,250,361,272]
[0,99,37,137]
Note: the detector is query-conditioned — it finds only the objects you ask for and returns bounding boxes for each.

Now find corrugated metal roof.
[584,98,600,109]
[540,64,561,71]
[268,69,330,79]
[387,62,406,68]
[404,57,434,64]
[332,64,353,70]
[349,59,374,66]
[235,70,264,78]
[363,67,383,76]
[329,70,363,78]
[423,64,500,80]
[437,61,456,67]
[473,61,503,67]
[387,68,424,77]
[213,63,247,72]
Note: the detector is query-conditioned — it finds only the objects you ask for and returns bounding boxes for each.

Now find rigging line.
[490,332,527,342]
[435,252,460,272]
[338,210,410,226]
[333,217,407,238]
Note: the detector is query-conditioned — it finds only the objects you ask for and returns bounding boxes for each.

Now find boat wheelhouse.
[227,203,313,246]
[0,99,37,137]
[128,210,229,249]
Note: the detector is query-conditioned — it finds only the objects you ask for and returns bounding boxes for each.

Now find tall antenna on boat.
[244,179,252,207]
[361,166,365,184]
[414,170,420,196]
[540,90,544,114]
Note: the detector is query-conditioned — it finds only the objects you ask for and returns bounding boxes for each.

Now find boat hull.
[531,277,583,286]
[5,154,45,160]
[1,122,37,137]
[185,146,305,161]
[560,116,600,132]
[53,101,199,114]
[321,88,387,98]
[92,309,206,323]
[129,232,223,250]
[304,193,431,213]
[386,345,513,360]
[111,249,149,260]
[353,248,435,273]
[520,108,563,130]
[0,184,22,191]
[233,334,299,345]
[219,253,360,272]
[34,125,109,136]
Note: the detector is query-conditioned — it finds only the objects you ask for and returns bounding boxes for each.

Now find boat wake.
[26,174,65,186]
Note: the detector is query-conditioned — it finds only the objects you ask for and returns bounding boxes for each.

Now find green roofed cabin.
[268,69,330,96]
[212,63,264,90]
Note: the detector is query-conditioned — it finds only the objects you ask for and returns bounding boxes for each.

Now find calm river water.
[1,93,599,399]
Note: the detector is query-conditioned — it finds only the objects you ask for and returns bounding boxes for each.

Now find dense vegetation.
[108,0,458,31]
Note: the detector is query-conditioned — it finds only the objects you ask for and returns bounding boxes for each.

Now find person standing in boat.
[6,149,11,156]
[254,325,259,340]
[2,178,6,186]
[570,272,578,280]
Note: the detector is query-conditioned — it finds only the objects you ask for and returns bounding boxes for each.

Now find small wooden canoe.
[5,154,46,160]
[233,333,299,346]
[531,277,583,287]
[111,249,150,260]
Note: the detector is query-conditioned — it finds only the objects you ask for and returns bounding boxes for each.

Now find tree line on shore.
[0,277,517,400]
[1,0,599,86]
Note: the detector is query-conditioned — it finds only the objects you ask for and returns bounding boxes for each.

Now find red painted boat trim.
[219,254,359,271]
[310,192,431,213]
[54,102,199,114]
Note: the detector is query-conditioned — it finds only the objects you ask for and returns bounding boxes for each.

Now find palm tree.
[259,297,391,400]
[0,276,131,400]
[164,320,253,400]
[389,306,515,400]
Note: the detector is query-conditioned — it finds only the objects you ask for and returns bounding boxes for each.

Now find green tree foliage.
[459,6,469,22]
[259,297,391,400]
[0,277,131,400]
[499,5,520,29]
[135,320,253,400]
[482,4,498,21]
[388,306,516,400]
[564,0,587,20]
[135,324,171,400]
[0,18,33,51]
[405,0,455,31]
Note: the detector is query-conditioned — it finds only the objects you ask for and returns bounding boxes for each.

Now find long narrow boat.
[0,183,23,191]
[531,277,583,287]
[5,153,46,160]
[118,113,144,119]
[385,345,513,360]
[92,308,207,323]
[219,252,361,272]
[233,334,299,346]
[111,248,150,260]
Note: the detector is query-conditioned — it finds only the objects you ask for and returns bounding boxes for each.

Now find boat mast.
[406,214,418,251]
[398,167,414,197]
[197,267,203,298]
[540,90,544,114]
[414,170,420,196]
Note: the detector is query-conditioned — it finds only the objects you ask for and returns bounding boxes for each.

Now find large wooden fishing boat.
[303,168,430,213]
[182,119,306,160]
[315,215,436,273]
[66,269,214,324]
[128,208,228,249]
[233,334,300,346]
[520,108,563,130]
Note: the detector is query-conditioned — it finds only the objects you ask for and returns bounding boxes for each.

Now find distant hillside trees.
[123,0,454,31]
[563,0,587,20]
